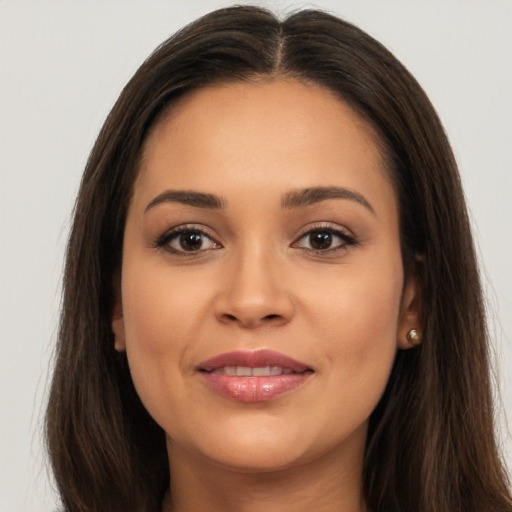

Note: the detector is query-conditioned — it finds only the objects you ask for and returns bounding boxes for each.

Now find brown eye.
[309,231,333,250]
[179,231,204,251]
[156,227,221,255]
[293,227,356,253]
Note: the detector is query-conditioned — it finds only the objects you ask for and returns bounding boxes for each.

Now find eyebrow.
[282,186,375,214]
[145,190,226,211]
[145,186,374,214]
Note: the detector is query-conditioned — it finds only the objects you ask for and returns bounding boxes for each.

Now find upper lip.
[198,349,312,373]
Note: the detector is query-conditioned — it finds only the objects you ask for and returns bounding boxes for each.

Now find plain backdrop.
[1,1,511,510]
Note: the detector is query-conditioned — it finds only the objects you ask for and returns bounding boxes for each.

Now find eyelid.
[152,221,356,256]
[294,221,355,240]
[153,223,222,254]
[291,222,357,252]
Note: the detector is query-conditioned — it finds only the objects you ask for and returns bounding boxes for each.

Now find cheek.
[309,262,403,408]
[119,259,210,424]
[313,263,403,347]
[122,259,210,349]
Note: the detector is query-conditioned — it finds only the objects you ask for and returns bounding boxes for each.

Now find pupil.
[180,232,203,251]
[310,231,332,250]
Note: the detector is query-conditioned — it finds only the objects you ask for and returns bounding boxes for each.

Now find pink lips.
[197,349,313,402]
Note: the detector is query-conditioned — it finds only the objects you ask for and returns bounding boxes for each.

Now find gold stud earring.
[406,329,421,347]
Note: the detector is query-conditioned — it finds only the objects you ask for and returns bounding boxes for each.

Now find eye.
[293,226,356,253]
[154,226,221,255]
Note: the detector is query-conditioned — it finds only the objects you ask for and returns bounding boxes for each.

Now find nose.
[214,247,294,329]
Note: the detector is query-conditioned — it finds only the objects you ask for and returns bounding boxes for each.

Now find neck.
[162,433,368,512]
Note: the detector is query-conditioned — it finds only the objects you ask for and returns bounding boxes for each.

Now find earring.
[406,329,421,347]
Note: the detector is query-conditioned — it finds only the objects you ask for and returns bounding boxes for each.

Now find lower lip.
[201,372,312,402]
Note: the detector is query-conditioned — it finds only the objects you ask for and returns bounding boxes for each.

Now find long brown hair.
[46,6,512,512]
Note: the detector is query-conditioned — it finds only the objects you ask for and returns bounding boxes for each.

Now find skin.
[112,79,422,512]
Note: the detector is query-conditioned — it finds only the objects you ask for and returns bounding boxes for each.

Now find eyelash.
[153,224,220,256]
[292,223,358,254]
[153,223,357,256]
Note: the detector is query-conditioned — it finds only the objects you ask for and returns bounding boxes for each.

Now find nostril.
[219,312,285,328]
[224,313,280,322]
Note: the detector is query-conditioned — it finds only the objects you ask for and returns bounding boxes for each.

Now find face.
[113,79,421,475]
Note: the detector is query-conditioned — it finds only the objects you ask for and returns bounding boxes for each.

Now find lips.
[197,349,313,402]
[210,366,295,376]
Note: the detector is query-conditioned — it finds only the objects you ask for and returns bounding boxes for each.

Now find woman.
[45,6,512,512]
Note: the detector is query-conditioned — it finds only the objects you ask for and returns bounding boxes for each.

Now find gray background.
[1,1,511,510]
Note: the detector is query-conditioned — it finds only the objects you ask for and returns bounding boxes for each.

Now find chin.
[203,442,310,474]
[168,416,314,473]
[171,414,366,476]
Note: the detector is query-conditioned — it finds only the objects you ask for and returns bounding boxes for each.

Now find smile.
[197,350,314,402]
[209,366,295,376]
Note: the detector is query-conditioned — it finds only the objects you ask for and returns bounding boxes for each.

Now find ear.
[397,260,424,350]
[111,275,126,352]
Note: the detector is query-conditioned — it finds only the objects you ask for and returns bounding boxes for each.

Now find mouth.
[197,349,314,402]
[207,366,297,376]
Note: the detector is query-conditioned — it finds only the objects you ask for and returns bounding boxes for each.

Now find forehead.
[135,79,395,214]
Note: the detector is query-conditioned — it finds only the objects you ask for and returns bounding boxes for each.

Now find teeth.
[210,366,295,376]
